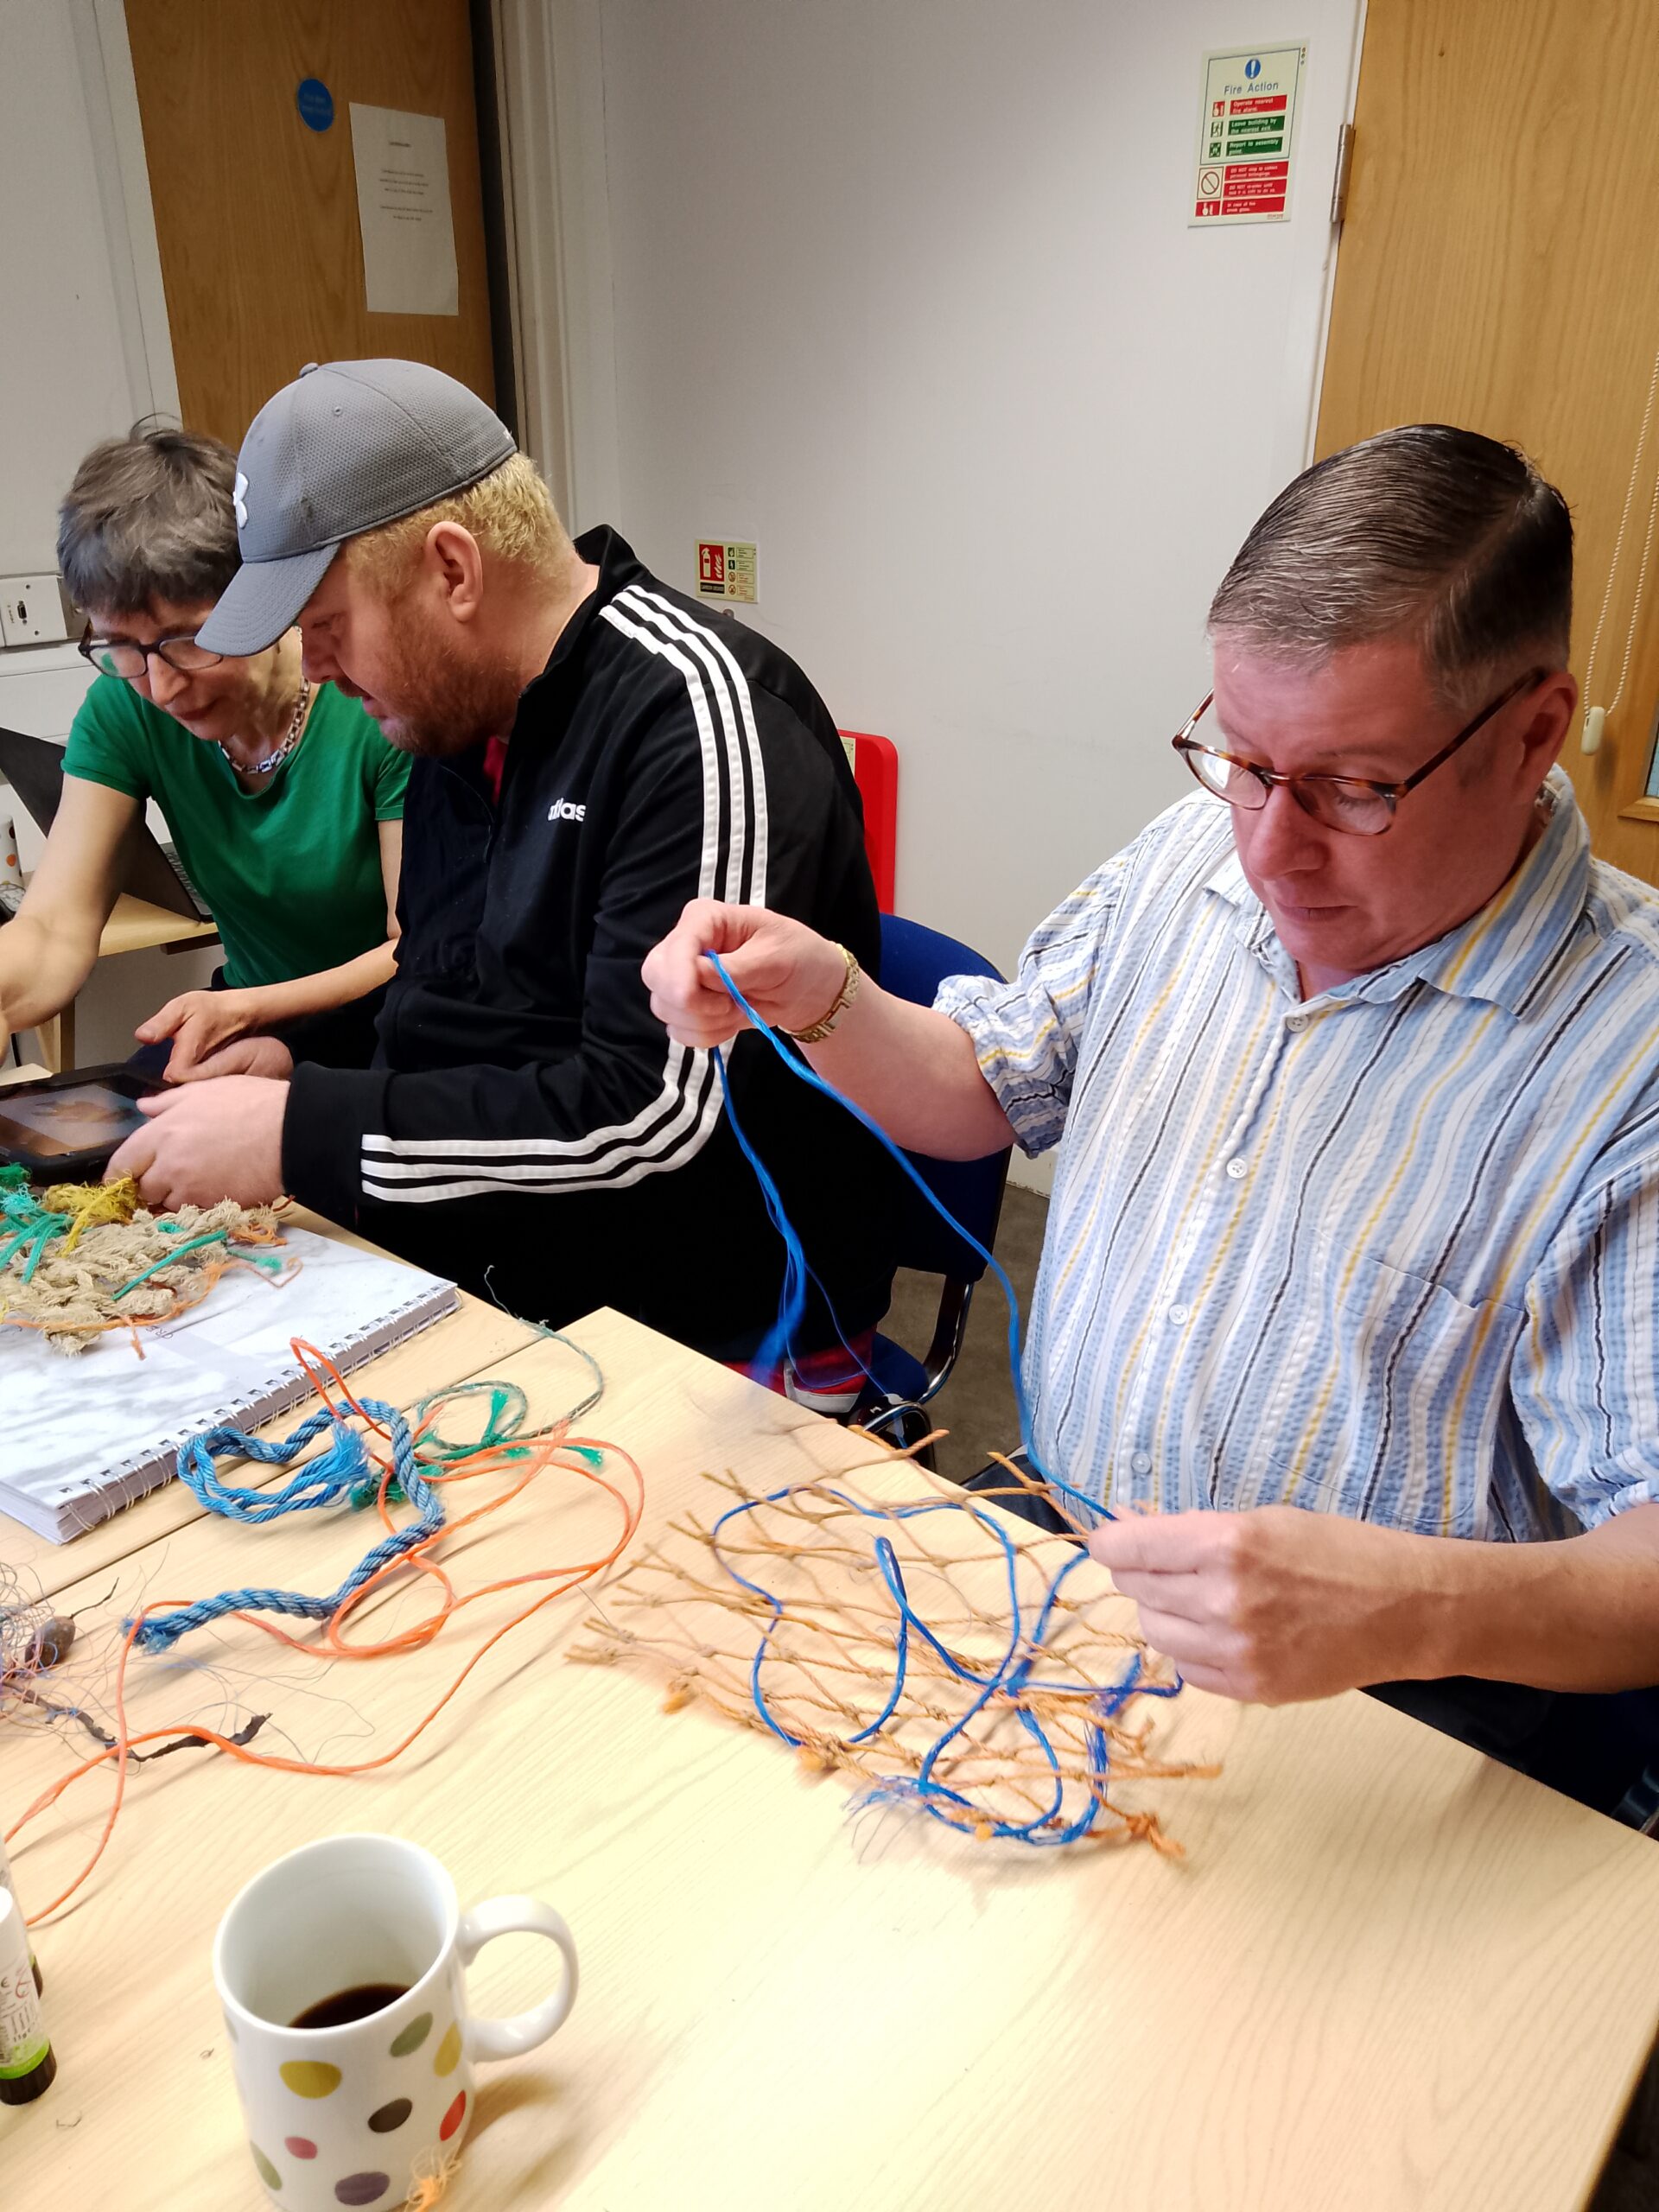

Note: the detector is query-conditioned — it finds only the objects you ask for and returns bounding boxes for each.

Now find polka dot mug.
[213,1833,578,2209]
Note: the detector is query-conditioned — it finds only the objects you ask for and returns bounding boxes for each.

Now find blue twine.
[709,1046,819,1387]
[128,1397,442,1652]
[129,1339,609,1654]
[697,954,1180,1844]
[707,952,1105,1525]
[710,1480,1179,1845]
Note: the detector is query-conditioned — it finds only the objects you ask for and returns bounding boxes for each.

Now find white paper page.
[350,103,459,316]
[0,1230,456,1526]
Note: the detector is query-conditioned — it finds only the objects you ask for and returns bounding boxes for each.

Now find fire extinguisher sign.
[696,540,758,603]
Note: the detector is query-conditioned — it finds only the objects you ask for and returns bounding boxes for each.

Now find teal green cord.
[110,1227,232,1300]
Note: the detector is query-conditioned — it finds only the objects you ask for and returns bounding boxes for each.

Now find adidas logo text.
[548,798,587,822]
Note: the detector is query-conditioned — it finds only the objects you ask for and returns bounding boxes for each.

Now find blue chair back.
[878,914,1009,1281]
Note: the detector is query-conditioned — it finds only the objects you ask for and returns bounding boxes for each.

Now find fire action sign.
[1191,43,1306,226]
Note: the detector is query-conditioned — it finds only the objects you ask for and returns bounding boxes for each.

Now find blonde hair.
[346,452,573,593]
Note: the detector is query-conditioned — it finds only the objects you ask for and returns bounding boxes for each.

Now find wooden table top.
[3,1306,1657,2211]
[97,893,219,959]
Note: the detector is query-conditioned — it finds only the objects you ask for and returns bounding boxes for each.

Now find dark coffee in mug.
[289,1982,410,2031]
[215,1833,578,2209]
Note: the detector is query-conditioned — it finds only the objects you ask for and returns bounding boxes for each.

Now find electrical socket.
[0,575,71,648]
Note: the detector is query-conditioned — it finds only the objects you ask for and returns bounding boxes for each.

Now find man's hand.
[1087,1506,1452,1704]
[107,1076,289,1211]
[136,987,268,1079]
[643,899,849,1046]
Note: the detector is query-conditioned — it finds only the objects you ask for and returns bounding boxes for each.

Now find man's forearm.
[1408,1503,1659,1692]
[802,982,1014,1159]
[644,899,1015,1158]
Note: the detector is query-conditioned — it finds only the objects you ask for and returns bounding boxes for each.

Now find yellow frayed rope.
[39,1174,139,1254]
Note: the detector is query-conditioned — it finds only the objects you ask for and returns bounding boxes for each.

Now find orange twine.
[6,1338,644,1923]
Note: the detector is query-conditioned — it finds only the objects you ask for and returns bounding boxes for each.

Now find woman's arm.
[0,777,137,1048]
[139,821,404,1078]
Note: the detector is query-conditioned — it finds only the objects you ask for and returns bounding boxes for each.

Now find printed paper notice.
[1191,45,1306,227]
[350,103,459,315]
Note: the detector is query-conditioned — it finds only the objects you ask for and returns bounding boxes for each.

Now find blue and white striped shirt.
[938,770,1659,1540]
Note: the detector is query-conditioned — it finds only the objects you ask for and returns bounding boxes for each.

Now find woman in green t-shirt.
[0,425,408,1077]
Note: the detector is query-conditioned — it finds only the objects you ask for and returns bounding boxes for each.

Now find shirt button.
[1130,1451,1152,1475]
[1225,1157,1247,1179]
[1167,1302,1190,1325]
[1286,1014,1308,1033]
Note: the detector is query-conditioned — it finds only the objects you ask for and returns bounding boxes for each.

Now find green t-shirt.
[62,676,409,991]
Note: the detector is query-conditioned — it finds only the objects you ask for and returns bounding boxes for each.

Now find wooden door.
[124,0,494,451]
[1315,0,1659,880]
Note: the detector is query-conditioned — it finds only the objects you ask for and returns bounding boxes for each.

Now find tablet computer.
[0,1065,161,1179]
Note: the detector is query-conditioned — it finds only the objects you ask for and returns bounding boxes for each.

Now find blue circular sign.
[296,78,334,132]
[1244,57,1262,79]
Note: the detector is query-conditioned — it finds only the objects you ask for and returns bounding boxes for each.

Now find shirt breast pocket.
[1251,1251,1522,1535]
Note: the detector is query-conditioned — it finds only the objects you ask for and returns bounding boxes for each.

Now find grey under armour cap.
[197,359,516,655]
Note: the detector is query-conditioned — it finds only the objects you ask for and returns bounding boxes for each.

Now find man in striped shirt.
[646,426,1659,1814]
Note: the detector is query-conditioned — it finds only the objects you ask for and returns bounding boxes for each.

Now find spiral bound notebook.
[0,1228,459,1543]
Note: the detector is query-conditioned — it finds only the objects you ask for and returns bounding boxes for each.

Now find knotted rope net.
[574,1463,1218,1853]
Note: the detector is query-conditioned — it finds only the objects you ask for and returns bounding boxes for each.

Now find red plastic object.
[839,728,898,912]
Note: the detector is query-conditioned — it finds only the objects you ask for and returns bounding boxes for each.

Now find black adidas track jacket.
[282,528,898,1358]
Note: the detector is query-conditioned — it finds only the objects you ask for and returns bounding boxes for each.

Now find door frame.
[490,0,613,534]
[69,0,180,429]
[1301,0,1370,469]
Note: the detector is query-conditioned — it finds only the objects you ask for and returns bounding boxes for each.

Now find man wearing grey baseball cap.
[110,359,898,1372]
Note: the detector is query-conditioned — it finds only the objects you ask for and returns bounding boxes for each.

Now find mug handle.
[456,1894,579,2063]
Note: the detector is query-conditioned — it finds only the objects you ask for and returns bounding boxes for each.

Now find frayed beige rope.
[0,1187,282,1353]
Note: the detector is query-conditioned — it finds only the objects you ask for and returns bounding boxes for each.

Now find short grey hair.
[57,422,241,619]
[1208,424,1573,707]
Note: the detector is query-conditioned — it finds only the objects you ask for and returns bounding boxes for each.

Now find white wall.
[0,0,139,573]
[0,2,208,1066]
[544,0,1363,976]
[0,0,120,1058]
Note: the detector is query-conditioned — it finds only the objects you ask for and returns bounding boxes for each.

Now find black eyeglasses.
[78,623,224,680]
[1172,667,1548,836]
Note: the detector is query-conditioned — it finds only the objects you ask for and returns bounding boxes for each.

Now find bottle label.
[0,1860,36,1970]
[0,1958,47,2075]
[0,2029,48,2078]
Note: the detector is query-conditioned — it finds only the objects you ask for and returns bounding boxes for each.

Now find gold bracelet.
[781,943,861,1043]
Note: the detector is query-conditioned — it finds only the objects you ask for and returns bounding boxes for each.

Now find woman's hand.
[136,986,270,1079]
[643,900,849,1046]
[170,1034,295,1083]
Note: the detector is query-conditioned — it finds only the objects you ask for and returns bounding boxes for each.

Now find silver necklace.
[220,677,309,779]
